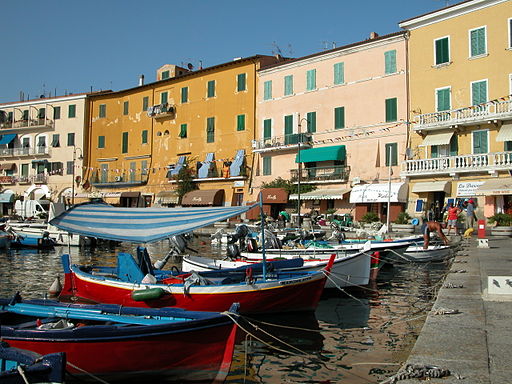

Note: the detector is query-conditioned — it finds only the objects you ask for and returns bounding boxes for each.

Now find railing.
[0,146,51,157]
[0,176,15,184]
[401,151,512,176]
[414,98,512,131]
[92,173,149,185]
[252,133,313,152]
[0,118,54,130]
[290,165,350,183]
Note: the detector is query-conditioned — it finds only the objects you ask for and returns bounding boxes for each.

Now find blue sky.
[0,0,450,104]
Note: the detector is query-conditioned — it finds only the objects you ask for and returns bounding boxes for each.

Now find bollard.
[477,219,486,239]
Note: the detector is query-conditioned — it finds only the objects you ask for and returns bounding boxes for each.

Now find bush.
[394,211,411,225]
[488,213,512,226]
[361,211,380,223]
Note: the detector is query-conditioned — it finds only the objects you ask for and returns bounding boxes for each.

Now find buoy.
[48,277,62,296]
[131,287,164,301]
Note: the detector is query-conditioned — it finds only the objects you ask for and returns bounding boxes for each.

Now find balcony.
[0,176,15,185]
[147,103,175,120]
[401,151,512,177]
[290,165,350,184]
[0,146,51,158]
[413,98,512,132]
[0,118,54,132]
[91,173,149,188]
[252,133,313,153]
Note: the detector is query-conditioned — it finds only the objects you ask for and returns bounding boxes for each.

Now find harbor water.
[0,238,452,383]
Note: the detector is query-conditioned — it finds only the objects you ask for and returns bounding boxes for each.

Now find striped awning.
[476,178,512,196]
[496,122,512,142]
[49,202,258,243]
[419,132,454,146]
[412,181,451,193]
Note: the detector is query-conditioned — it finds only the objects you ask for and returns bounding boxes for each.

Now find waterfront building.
[252,32,409,223]
[84,56,281,207]
[399,0,512,221]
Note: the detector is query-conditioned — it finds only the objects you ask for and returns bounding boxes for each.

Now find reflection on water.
[0,238,451,383]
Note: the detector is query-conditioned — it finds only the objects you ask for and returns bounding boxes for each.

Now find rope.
[16,366,30,384]
[66,361,111,384]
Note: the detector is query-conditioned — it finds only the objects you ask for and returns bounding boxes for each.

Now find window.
[237,114,245,131]
[179,124,187,138]
[206,117,215,143]
[207,80,215,98]
[505,141,512,151]
[141,160,148,176]
[129,161,136,182]
[38,108,45,119]
[161,70,170,80]
[51,162,63,176]
[435,37,450,65]
[436,87,451,111]
[142,130,148,144]
[284,115,293,144]
[66,161,73,175]
[68,104,76,118]
[99,104,106,118]
[142,96,149,111]
[473,130,488,154]
[237,73,246,92]
[22,110,28,120]
[21,163,28,177]
[334,107,345,129]
[385,143,398,166]
[263,157,272,175]
[384,50,397,74]
[181,87,188,103]
[53,106,61,120]
[306,69,316,91]
[509,18,512,48]
[385,98,397,122]
[51,134,60,147]
[98,135,105,148]
[333,62,344,85]
[161,92,168,104]
[123,101,129,115]
[306,112,316,133]
[100,164,108,183]
[284,75,293,96]
[469,26,487,57]
[263,119,272,140]
[37,136,46,150]
[67,133,75,146]
[122,132,128,154]
[264,80,272,100]
[450,135,458,156]
[471,80,488,105]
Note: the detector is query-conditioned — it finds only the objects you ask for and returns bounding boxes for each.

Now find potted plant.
[488,213,512,237]
[392,212,415,233]
[360,212,380,229]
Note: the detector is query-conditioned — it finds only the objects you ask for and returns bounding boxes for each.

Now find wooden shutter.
[385,98,397,122]
[335,107,345,129]
[284,75,293,95]
[237,114,245,131]
[122,132,128,153]
[437,88,451,111]
[334,62,344,85]
[472,81,487,105]
[263,119,272,140]
[449,135,458,156]
[384,50,396,74]
[435,38,449,65]
[306,112,316,133]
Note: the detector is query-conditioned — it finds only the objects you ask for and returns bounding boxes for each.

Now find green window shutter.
[472,80,487,105]
[207,80,215,98]
[142,97,149,111]
[306,69,316,91]
[142,130,148,144]
[53,107,61,119]
[333,62,344,85]
[431,145,439,158]
[385,98,397,122]
[237,114,245,131]
[334,107,345,129]
[437,88,451,111]
[237,73,246,92]
[207,117,215,143]
[161,92,168,104]
[21,163,29,177]
[141,160,148,175]
[384,50,397,74]
[473,130,488,154]
[181,87,188,103]
[284,75,293,96]
[161,70,170,80]
[263,119,272,140]
[122,132,128,154]
[22,110,28,120]
[264,81,272,100]
[385,143,398,166]
[306,112,316,133]
[179,124,187,138]
[435,37,449,65]
[67,133,75,146]
[52,134,60,147]
[449,135,458,156]
[470,27,486,57]
[284,115,293,136]
[38,108,45,119]
[99,104,106,118]
[263,157,272,176]
[68,105,76,118]
[98,136,105,148]
[505,141,512,151]
[129,161,136,182]
[123,101,129,115]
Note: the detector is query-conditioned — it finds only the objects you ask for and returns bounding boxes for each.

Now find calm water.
[0,238,452,383]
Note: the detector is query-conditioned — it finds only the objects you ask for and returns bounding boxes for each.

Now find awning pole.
[259,192,266,281]
[386,145,392,234]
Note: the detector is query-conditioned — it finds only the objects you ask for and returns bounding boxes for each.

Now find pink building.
[251,32,409,223]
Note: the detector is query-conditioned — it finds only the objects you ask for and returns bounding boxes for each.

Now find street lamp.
[71,146,83,206]
[297,114,309,227]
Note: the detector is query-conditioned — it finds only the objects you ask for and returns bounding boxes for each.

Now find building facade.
[400,0,512,221]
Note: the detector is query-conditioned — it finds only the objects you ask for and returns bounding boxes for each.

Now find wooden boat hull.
[0,297,237,383]
[402,245,452,262]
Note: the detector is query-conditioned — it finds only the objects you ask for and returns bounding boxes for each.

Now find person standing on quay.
[465,199,477,230]
[446,203,461,235]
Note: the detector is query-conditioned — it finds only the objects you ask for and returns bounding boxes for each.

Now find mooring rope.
[66,361,110,384]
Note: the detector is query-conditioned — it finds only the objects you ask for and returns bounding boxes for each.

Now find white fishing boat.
[402,245,453,262]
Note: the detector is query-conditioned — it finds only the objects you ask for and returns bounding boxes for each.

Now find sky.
[0,0,452,104]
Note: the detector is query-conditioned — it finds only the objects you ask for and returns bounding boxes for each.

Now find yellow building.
[399,0,512,221]
[85,56,280,207]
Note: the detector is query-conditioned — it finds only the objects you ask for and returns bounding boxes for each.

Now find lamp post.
[297,114,309,228]
[71,146,83,206]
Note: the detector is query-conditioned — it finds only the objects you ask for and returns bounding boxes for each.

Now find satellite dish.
[187,63,194,70]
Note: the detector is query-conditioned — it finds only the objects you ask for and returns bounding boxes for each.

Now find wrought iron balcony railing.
[252,133,313,153]
[0,146,51,157]
[290,165,350,183]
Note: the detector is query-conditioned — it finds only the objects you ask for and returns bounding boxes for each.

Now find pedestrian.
[446,203,461,235]
[421,220,449,249]
[465,199,477,230]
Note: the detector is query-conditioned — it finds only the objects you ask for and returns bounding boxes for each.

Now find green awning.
[296,145,346,163]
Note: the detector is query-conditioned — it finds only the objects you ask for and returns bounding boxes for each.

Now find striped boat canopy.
[49,202,258,243]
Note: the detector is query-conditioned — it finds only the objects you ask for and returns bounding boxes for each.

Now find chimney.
[139,74,145,86]
[369,32,379,39]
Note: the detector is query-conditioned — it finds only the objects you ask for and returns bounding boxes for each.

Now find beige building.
[252,32,409,223]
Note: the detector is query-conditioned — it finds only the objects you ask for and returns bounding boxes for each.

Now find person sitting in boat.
[421,220,449,249]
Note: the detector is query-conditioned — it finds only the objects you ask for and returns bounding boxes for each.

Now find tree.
[261,177,316,195]
[174,160,198,202]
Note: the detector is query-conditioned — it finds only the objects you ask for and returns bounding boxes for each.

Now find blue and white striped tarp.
[49,202,258,243]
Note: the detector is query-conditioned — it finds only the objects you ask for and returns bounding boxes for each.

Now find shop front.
[476,178,512,217]
[181,189,225,206]
[246,188,288,220]
[349,183,408,223]
[155,190,180,207]
[411,181,451,221]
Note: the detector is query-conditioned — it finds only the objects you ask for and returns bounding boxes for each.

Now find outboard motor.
[227,243,240,259]
[227,224,250,244]
[154,234,191,270]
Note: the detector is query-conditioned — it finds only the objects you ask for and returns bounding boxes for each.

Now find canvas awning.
[419,132,454,146]
[0,134,16,145]
[349,183,408,203]
[181,189,225,206]
[290,188,351,200]
[496,122,512,142]
[0,163,15,170]
[412,181,451,193]
[260,188,288,204]
[0,192,14,203]
[296,145,346,163]
[121,191,140,198]
[49,202,258,243]
[476,178,512,196]
[156,190,179,204]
